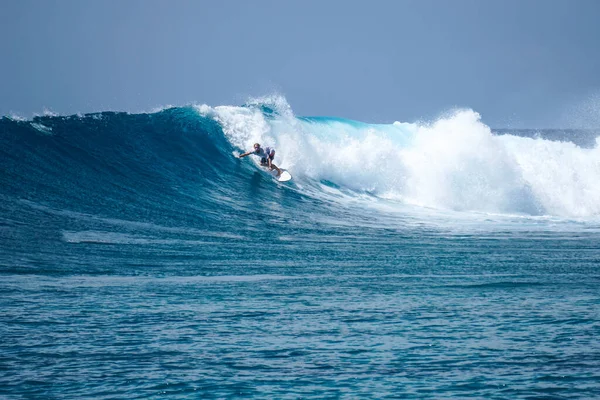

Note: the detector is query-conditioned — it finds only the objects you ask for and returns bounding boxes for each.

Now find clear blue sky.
[2,0,600,127]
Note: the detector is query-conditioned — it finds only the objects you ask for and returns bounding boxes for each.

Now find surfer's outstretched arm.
[238,151,251,158]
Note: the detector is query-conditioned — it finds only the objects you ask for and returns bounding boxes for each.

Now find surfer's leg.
[267,156,281,176]
[270,163,282,176]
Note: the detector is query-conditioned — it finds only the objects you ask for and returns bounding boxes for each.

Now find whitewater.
[200,96,600,219]
[1,96,599,398]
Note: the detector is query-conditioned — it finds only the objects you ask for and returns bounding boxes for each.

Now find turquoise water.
[1,101,599,398]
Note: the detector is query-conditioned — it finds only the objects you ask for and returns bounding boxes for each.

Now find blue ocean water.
[1,98,599,398]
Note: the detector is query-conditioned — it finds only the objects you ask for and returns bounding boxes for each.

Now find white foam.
[30,122,53,135]
[7,113,27,122]
[42,108,58,117]
[197,97,600,218]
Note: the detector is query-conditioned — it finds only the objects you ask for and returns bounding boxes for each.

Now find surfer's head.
[253,143,261,152]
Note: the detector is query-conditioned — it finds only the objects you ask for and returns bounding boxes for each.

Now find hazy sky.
[2,0,600,127]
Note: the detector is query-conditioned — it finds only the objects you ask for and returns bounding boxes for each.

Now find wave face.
[1,107,237,219]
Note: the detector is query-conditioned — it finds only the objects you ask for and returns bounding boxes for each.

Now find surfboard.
[267,168,292,182]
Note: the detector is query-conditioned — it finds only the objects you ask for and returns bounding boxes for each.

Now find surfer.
[239,143,282,176]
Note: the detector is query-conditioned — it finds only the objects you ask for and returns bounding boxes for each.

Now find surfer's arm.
[238,151,251,158]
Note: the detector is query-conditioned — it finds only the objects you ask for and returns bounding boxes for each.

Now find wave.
[2,96,600,224]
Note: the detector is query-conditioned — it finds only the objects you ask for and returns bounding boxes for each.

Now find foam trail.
[197,96,600,218]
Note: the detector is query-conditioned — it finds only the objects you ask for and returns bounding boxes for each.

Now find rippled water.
[2,224,599,398]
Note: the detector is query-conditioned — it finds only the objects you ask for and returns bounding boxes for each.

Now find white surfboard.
[268,168,292,182]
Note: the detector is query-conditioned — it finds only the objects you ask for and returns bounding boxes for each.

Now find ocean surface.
[1,97,599,399]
